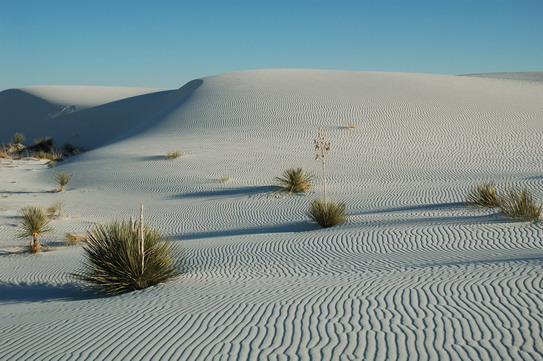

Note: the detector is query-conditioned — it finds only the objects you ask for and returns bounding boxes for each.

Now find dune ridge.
[0,70,542,360]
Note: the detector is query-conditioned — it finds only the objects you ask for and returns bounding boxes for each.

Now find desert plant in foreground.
[17,206,53,253]
[275,168,314,193]
[53,172,73,192]
[467,182,500,208]
[499,187,542,222]
[165,150,183,159]
[76,205,180,294]
[308,199,346,228]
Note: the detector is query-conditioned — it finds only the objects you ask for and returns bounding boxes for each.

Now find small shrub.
[34,149,63,161]
[63,143,84,156]
[53,172,73,192]
[47,202,63,219]
[76,219,180,294]
[17,206,53,253]
[31,137,54,152]
[275,168,314,193]
[13,133,26,144]
[500,187,542,222]
[165,150,183,159]
[308,199,346,228]
[65,232,88,246]
[467,182,500,208]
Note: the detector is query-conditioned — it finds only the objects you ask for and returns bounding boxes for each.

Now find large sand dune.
[1,70,542,360]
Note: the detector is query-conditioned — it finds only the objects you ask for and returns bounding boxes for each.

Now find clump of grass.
[499,187,542,222]
[65,232,88,246]
[47,202,63,219]
[63,143,84,156]
[17,206,53,253]
[275,168,314,193]
[53,172,73,192]
[34,149,63,161]
[75,208,180,294]
[467,182,500,208]
[308,199,346,228]
[344,123,357,129]
[165,150,183,159]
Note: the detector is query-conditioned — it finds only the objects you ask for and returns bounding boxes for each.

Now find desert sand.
[1,69,542,360]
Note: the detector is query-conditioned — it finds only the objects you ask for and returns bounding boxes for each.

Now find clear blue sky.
[1,0,542,90]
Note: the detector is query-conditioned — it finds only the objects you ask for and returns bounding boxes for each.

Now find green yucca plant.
[467,182,500,208]
[53,172,73,192]
[308,199,346,228]
[275,168,315,193]
[76,207,180,294]
[499,187,542,222]
[17,206,53,253]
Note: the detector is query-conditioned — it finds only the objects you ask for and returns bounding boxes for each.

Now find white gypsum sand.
[0,69,542,360]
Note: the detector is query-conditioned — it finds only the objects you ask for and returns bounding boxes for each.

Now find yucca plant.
[165,150,183,159]
[500,187,542,222]
[53,172,73,192]
[47,202,63,219]
[467,182,500,208]
[76,205,180,294]
[17,206,53,253]
[275,168,314,193]
[308,199,346,228]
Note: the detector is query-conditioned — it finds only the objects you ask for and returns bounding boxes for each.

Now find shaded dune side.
[0,80,202,149]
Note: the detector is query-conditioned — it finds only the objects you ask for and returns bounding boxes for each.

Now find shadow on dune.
[355,202,466,215]
[0,282,105,303]
[422,254,543,268]
[137,155,168,161]
[171,185,277,199]
[179,221,317,240]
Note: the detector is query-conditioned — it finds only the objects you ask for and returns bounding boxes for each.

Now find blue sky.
[1,0,542,90]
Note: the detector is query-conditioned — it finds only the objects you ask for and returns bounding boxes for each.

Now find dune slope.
[0,70,542,361]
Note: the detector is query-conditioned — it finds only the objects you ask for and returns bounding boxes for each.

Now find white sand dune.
[1,69,543,360]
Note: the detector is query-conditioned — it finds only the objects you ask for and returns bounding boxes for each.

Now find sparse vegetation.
[308,199,346,228]
[275,168,314,193]
[309,128,346,227]
[218,175,232,183]
[75,206,180,295]
[17,206,53,253]
[47,202,63,219]
[63,143,84,156]
[13,133,26,144]
[467,182,500,208]
[65,232,88,246]
[165,150,183,159]
[53,172,73,192]
[500,187,542,222]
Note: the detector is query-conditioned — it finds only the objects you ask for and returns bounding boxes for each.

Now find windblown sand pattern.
[1,70,542,360]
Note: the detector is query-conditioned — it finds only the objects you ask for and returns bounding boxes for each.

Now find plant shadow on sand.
[0,282,107,303]
[170,185,277,199]
[180,221,317,240]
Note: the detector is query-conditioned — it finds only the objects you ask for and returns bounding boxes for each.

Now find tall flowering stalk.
[314,128,331,204]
